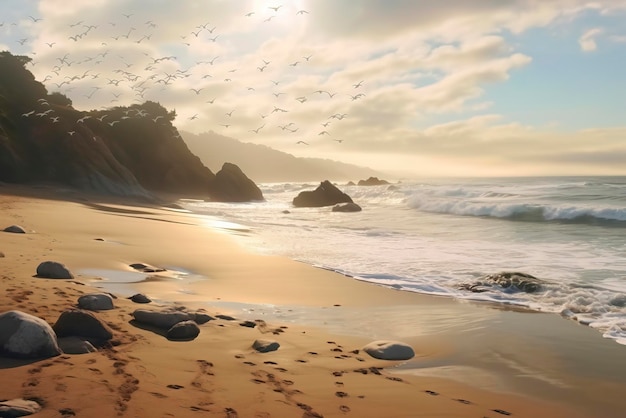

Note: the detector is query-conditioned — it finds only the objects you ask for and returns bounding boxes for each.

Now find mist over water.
[179,176,626,345]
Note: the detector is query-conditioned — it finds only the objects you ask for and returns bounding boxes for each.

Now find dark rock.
[193,313,215,324]
[208,162,264,202]
[358,177,389,186]
[459,272,545,294]
[129,263,165,273]
[36,261,74,279]
[363,340,415,360]
[57,336,97,354]
[293,180,353,207]
[52,309,114,343]
[282,210,290,214]
[0,398,42,417]
[77,293,114,311]
[215,314,236,321]
[128,293,151,304]
[132,309,195,329]
[3,225,25,233]
[332,202,362,212]
[239,320,257,328]
[252,339,280,353]
[0,310,61,359]
[166,320,200,341]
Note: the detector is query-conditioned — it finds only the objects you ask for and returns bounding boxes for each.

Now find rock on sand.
[363,340,415,360]
[252,339,280,353]
[0,310,61,359]
[36,261,74,279]
[77,293,115,311]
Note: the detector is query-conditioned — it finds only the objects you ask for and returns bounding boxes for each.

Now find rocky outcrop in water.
[358,176,390,186]
[208,162,264,202]
[459,272,546,293]
[293,180,354,207]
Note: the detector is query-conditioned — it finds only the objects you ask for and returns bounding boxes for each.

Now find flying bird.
[269,5,283,12]
[353,80,365,88]
[296,10,309,15]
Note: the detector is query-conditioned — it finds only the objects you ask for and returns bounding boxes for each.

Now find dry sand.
[0,183,623,417]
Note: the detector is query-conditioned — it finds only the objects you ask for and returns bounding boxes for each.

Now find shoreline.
[1,183,625,417]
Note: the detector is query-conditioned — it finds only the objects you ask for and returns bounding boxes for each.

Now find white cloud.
[0,0,624,176]
[579,28,603,51]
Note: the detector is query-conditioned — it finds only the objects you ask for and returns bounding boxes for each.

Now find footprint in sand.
[295,359,308,363]
[263,361,278,365]
[243,361,256,366]
[274,367,288,373]
[167,384,184,390]
[224,407,239,417]
[59,407,76,417]
[335,391,349,398]
[424,390,439,396]
[339,405,351,413]
[492,409,512,416]
[149,392,167,399]
[454,398,472,405]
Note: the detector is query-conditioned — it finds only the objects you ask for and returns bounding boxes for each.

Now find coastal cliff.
[0,51,261,201]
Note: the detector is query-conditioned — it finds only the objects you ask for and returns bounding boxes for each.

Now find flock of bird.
[2,4,369,148]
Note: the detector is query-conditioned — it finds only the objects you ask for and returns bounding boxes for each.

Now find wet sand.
[1,183,624,417]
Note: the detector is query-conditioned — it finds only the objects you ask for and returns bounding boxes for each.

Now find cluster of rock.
[131,308,214,341]
[292,180,362,212]
[357,177,390,186]
[458,271,546,294]
[0,308,114,359]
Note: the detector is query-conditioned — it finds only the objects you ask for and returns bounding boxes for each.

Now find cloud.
[1,0,624,176]
[579,28,603,51]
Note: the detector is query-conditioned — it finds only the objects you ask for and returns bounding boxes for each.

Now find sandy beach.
[1,183,625,417]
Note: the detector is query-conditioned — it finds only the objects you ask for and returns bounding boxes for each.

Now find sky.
[1,0,625,178]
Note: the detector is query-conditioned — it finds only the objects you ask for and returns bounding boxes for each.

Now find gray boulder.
[3,225,26,233]
[0,398,42,417]
[128,293,151,304]
[293,180,353,208]
[363,340,415,360]
[57,336,97,354]
[132,309,195,329]
[252,339,280,353]
[36,261,74,279]
[77,293,114,311]
[332,202,362,212]
[52,309,114,342]
[0,310,61,359]
[166,320,200,341]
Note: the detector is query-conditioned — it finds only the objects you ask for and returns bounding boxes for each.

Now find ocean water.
[178,176,626,345]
